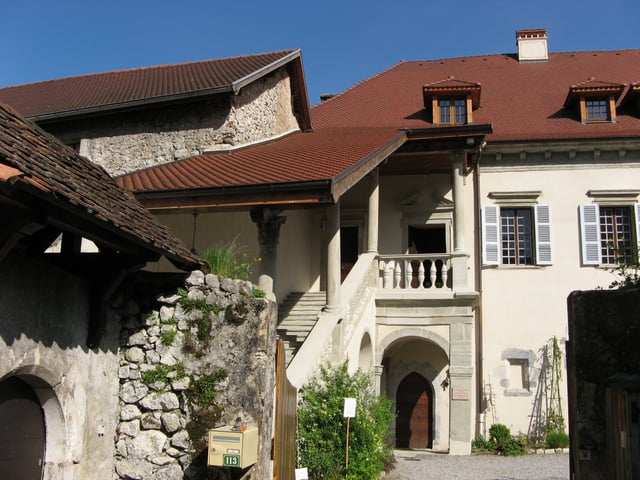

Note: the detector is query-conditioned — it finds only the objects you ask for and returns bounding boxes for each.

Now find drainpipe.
[472,142,486,438]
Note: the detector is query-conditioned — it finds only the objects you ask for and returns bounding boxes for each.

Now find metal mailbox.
[207,426,258,468]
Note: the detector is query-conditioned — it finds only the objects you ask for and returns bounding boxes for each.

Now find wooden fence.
[273,339,297,480]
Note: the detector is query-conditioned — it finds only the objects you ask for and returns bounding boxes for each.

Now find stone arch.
[2,365,67,471]
[376,327,449,365]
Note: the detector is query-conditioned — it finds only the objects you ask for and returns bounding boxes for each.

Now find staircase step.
[278,291,326,366]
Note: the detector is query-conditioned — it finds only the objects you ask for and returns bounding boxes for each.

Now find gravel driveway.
[384,451,569,480]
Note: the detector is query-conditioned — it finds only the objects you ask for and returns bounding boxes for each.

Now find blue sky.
[1,0,638,105]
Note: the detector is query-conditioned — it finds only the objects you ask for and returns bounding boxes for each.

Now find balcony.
[377,253,474,299]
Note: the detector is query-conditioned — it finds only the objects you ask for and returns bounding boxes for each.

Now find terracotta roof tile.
[312,49,640,141]
[0,50,298,119]
[117,127,404,193]
[0,102,202,269]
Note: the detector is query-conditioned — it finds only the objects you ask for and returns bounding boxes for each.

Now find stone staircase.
[277,291,326,365]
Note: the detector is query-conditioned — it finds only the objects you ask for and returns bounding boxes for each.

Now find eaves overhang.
[134,179,334,214]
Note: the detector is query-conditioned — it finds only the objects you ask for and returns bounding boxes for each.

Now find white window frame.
[482,204,553,266]
[580,202,640,266]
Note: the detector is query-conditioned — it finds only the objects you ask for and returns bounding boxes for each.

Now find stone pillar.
[451,150,469,291]
[367,169,379,254]
[325,201,341,314]
[448,321,474,454]
[373,364,384,396]
[452,150,466,252]
[250,207,286,294]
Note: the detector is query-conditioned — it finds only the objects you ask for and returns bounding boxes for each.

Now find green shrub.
[297,362,393,479]
[488,423,525,456]
[546,430,569,449]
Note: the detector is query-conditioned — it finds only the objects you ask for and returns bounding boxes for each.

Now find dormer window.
[585,98,609,122]
[438,97,467,125]
[564,79,625,124]
[423,78,481,126]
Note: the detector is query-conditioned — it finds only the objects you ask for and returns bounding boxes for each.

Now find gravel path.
[384,451,569,480]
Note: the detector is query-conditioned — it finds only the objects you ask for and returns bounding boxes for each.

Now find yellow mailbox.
[208,426,258,468]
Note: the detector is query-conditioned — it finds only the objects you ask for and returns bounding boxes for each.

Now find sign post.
[343,398,356,478]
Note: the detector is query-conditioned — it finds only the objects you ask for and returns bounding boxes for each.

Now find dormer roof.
[564,78,626,107]
[422,78,481,108]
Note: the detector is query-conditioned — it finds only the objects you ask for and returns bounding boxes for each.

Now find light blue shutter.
[535,205,553,265]
[482,205,500,265]
[580,204,601,265]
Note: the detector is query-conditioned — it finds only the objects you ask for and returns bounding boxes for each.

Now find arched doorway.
[396,372,433,449]
[0,377,45,479]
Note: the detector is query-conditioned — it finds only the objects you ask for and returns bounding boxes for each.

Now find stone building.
[2,29,640,455]
[0,102,202,478]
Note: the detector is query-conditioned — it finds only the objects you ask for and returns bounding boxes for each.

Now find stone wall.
[63,67,299,176]
[115,271,276,480]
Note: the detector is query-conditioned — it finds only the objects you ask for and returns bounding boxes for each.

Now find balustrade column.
[325,201,341,314]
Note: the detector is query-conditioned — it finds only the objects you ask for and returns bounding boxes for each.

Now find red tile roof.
[0,102,203,269]
[117,127,405,195]
[120,48,640,200]
[312,49,640,141]
[0,50,300,120]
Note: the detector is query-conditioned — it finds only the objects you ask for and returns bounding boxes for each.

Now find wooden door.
[0,377,45,479]
[396,373,432,449]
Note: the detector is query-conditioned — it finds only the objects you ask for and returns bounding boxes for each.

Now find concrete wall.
[0,255,121,479]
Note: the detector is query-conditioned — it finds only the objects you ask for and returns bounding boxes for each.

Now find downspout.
[472,141,486,439]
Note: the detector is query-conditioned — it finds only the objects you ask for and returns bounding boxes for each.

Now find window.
[501,208,533,265]
[580,204,640,265]
[438,97,467,125]
[585,98,609,122]
[482,204,552,266]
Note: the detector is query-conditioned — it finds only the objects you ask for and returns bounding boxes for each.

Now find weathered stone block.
[120,381,149,403]
[120,405,142,421]
[140,392,180,411]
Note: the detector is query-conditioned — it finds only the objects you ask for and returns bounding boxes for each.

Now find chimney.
[516,28,548,63]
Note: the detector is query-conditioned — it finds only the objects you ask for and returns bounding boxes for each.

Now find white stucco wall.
[479,154,640,434]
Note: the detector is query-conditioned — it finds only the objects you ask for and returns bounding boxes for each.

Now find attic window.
[564,79,625,124]
[423,78,481,126]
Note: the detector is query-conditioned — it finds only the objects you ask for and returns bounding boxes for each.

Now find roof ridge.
[0,49,298,90]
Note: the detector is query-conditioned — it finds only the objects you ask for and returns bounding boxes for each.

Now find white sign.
[343,397,357,418]
[295,467,309,480]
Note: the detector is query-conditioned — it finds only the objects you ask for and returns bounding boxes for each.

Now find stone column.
[451,150,469,291]
[325,201,341,314]
[452,150,466,252]
[250,207,286,294]
[373,364,384,396]
[367,169,379,254]
[448,321,474,454]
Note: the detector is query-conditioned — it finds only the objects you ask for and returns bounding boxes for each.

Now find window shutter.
[482,205,500,265]
[535,205,553,265]
[579,205,601,265]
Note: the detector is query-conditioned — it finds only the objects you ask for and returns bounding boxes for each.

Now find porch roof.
[0,102,203,270]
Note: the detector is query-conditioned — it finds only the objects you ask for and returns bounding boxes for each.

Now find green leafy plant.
[185,369,228,452]
[160,329,177,346]
[607,244,640,290]
[142,363,186,386]
[297,362,393,480]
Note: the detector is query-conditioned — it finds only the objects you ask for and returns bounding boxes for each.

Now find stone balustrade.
[377,253,468,292]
